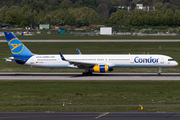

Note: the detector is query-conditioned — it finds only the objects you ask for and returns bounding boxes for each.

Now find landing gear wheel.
[157,73,161,76]
[82,72,92,76]
[157,67,163,75]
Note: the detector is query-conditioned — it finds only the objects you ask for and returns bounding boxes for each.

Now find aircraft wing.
[59,52,97,67]
[68,61,97,67]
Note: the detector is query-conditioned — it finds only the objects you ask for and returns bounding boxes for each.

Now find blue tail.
[4,32,34,62]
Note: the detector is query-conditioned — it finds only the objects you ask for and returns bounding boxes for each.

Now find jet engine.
[91,65,113,73]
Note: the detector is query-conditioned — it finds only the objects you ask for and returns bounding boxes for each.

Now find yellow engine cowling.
[92,65,113,73]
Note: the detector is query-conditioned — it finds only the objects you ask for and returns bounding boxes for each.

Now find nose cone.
[175,61,178,66]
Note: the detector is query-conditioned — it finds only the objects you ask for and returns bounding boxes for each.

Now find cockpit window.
[168,59,174,61]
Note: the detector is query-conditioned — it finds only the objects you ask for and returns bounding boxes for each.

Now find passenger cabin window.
[68,59,96,61]
[109,59,130,61]
[37,59,57,61]
[168,59,174,61]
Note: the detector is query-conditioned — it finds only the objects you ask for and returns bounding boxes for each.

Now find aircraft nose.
[175,61,178,66]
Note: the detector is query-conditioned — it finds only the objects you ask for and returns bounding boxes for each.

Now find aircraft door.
[160,58,164,64]
[30,57,34,64]
[130,58,134,63]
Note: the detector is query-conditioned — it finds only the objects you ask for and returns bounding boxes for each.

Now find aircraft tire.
[82,72,92,76]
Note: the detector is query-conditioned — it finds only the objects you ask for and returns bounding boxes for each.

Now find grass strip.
[0,80,180,111]
[1,33,180,40]
[0,81,180,107]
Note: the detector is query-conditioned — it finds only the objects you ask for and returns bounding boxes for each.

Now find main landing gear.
[82,72,92,76]
[158,67,163,75]
[82,67,93,76]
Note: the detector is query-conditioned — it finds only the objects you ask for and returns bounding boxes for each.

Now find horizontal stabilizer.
[4,57,25,63]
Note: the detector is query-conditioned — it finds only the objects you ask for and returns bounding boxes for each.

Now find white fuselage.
[24,54,178,68]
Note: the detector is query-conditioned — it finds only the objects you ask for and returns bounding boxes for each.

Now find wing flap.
[69,61,97,67]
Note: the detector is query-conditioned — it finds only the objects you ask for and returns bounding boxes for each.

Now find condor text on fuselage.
[134,57,159,63]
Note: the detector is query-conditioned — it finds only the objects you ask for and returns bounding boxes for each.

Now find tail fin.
[4,32,34,60]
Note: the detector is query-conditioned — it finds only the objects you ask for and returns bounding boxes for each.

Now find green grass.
[0,81,180,111]
[0,33,180,40]
[0,42,179,73]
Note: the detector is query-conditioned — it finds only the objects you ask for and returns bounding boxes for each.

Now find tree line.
[0,0,180,28]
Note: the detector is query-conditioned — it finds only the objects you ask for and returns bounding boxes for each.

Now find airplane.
[4,32,178,75]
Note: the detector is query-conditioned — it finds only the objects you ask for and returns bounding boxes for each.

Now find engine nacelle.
[92,65,113,73]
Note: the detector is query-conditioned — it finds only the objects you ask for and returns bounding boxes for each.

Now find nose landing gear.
[158,67,163,75]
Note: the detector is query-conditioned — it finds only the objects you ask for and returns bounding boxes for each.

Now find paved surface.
[1,40,180,42]
[1,73,180,80]
[0,111,180,120]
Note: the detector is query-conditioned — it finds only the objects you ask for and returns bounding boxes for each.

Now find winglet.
[76,48,82,55]
[59,52,66,61]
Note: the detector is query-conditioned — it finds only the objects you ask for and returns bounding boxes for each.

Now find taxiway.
[0,73,180,80]
[0,111,179,120]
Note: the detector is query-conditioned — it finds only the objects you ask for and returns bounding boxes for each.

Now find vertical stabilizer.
[4,32,34,61]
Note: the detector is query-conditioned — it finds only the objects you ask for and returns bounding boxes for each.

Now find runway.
[1,73,180,80]
[0,111,180,120]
